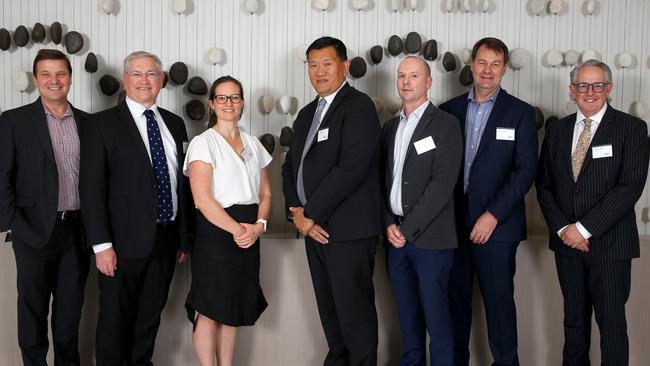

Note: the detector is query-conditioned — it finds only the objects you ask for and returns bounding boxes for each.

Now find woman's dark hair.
[207,75,244,128]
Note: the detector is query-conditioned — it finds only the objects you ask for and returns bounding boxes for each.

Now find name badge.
[317,128,329,142]
[414,136,436,155]
[241,146,254,162]
[496,127,515,141]
[182,141,189,153]
[592,144,613,159]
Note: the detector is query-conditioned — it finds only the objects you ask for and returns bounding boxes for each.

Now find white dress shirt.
[390,100,430,216]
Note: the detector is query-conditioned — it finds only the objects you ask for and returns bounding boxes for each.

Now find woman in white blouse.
[183,76,272,366]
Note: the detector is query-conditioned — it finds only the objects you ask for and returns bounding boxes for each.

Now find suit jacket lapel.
[404,103,435,162]
[118,102,155,179]
[319,83,350,129]
[29,98,55,164]
[561,115,576,181]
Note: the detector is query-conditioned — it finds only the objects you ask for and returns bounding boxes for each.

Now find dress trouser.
[305,236,378,366]
[386,243,454,366]
[555,253,631,366]
[13,216,89,366]
[95,222,178,366]
[449,237,520,366]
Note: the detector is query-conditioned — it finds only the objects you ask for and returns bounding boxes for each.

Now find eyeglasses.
[571,82,610,93]
[127,72,160,80]
[213,94,243,104]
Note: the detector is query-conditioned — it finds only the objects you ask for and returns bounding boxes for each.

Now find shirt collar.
[320,81,347,106]
[467,86,500,104]
[42,100,73,119]
[399,100,430,122]
[126,96,159,117]
[575,103,608,125]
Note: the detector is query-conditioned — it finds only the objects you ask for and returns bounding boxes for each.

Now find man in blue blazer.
[537,60,649,365]
[439,38,538,366]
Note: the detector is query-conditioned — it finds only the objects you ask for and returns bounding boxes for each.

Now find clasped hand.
[233,223,263,248]
[289,207,329,244]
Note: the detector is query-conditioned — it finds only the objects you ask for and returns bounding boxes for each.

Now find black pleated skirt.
[186,204,267,327]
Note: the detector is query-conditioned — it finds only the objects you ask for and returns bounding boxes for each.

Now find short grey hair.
[401,56,431,77]
[570,59,612,83]
[122,51,163,75]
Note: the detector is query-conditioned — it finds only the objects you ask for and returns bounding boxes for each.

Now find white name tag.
[496,127,515,141]
[592,144,613,159]
[241,146,254,162]
[182,141,189,153]
[317,128,329,142]
[413,136,436,155]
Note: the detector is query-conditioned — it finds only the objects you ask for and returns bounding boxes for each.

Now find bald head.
[397,56,432,115]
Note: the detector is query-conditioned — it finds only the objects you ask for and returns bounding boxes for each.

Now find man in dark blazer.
[439,37,538,366]
[80,51,193,366]
[381,56,462,365]
[282,36,382,366]
[0,49,89,366]
[536,60,649,365]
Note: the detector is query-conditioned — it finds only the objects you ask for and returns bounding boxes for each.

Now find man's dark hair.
[471,37,509,64]
[33,49,72,75]
[306,36,348,61]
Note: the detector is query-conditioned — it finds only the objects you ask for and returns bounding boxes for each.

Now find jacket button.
[403,181,409,185]
[403,204,409,208]
[573,188,579,193]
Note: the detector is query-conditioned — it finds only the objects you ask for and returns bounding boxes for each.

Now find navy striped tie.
[144,109,173,224]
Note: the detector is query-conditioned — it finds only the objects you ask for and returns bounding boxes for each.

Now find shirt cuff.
[575,222,592,239]
[93,242,113,254]
[556,225,568,237]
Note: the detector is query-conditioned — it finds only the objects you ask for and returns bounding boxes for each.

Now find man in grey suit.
[537,59,649,365]
[380,56,462,365]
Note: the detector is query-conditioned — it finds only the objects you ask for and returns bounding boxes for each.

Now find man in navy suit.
[381,56,462,365]
[439,37,538,366]
[537,60,649,365]
[81,51,194,366]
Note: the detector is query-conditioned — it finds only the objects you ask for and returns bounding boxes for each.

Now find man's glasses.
[571,82,610,93]
[127,72,161,80]
[213,95,243,104]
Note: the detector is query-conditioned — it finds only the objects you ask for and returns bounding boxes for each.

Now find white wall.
[1,0,649,365]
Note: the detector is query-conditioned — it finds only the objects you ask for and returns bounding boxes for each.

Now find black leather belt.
[393,214,404,225]
[56,210,80,220]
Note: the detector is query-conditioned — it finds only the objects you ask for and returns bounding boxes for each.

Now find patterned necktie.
[144,109,173,224]
[571,118,592,181]
[297,98,327,205]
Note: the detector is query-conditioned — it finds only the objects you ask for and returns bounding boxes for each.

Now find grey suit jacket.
[380,102,463,249]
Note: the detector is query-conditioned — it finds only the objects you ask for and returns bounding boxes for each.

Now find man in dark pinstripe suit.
[537,59,649,366]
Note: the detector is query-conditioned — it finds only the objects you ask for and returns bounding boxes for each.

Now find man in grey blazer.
[537,59,649,365]
[380,56,462,365]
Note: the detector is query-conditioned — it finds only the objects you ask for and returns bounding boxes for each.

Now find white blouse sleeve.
[253,136,273,170]
[183,134,214,176]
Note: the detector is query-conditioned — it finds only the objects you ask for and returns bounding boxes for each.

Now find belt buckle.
[60,211,70,220]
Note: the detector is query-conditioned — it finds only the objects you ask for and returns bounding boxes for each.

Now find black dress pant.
[555,253,632,366]
[305,236,378,366]
[13,216,89,366]
[95,222,178,366]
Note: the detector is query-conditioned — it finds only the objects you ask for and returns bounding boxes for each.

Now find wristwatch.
[256,218,267,232]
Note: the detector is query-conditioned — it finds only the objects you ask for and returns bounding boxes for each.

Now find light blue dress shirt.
[463,87,499,192]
